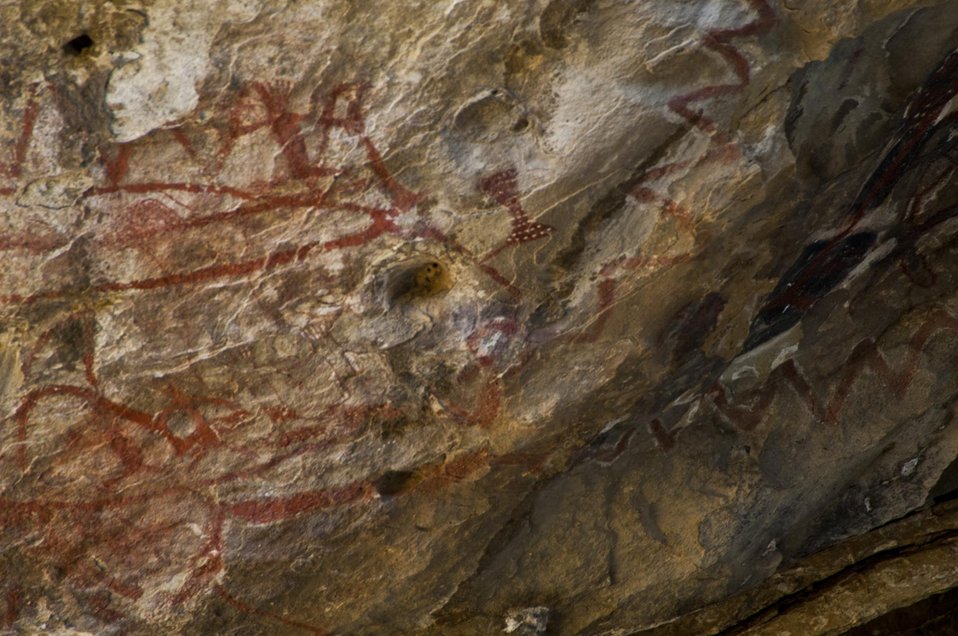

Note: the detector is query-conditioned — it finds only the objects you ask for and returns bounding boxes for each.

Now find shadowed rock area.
[2,1,958,634]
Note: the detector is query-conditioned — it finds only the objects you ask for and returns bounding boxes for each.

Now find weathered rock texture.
[2,1,958,634]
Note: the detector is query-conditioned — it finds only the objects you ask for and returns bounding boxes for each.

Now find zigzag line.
[577,0,776,342]
[710,308,958,430]
[668,0,776,136]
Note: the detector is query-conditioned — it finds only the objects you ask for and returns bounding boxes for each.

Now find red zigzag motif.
[577,0,776,342]
[710,308,958,430]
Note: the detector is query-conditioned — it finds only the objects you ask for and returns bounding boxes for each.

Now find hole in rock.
[374,470,418,496]
[382,259,452,306]
[63,34,94,55]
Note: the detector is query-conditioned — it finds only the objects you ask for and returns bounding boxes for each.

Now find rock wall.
[2,1,958,633]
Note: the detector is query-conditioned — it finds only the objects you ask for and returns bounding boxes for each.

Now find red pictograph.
[480,168,555,262]
[667,0,776,136]
[18,1,956,628]
[0,79,438,631]
[476,2,777,345]
[0,84,40,189]
[710,308,958,431]
[578,1,776,341]
[0,79,549,632]
[0,80,420,305]
[434,317,521,428]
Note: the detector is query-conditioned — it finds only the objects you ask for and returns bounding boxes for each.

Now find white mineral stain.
[106,0,266,142]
